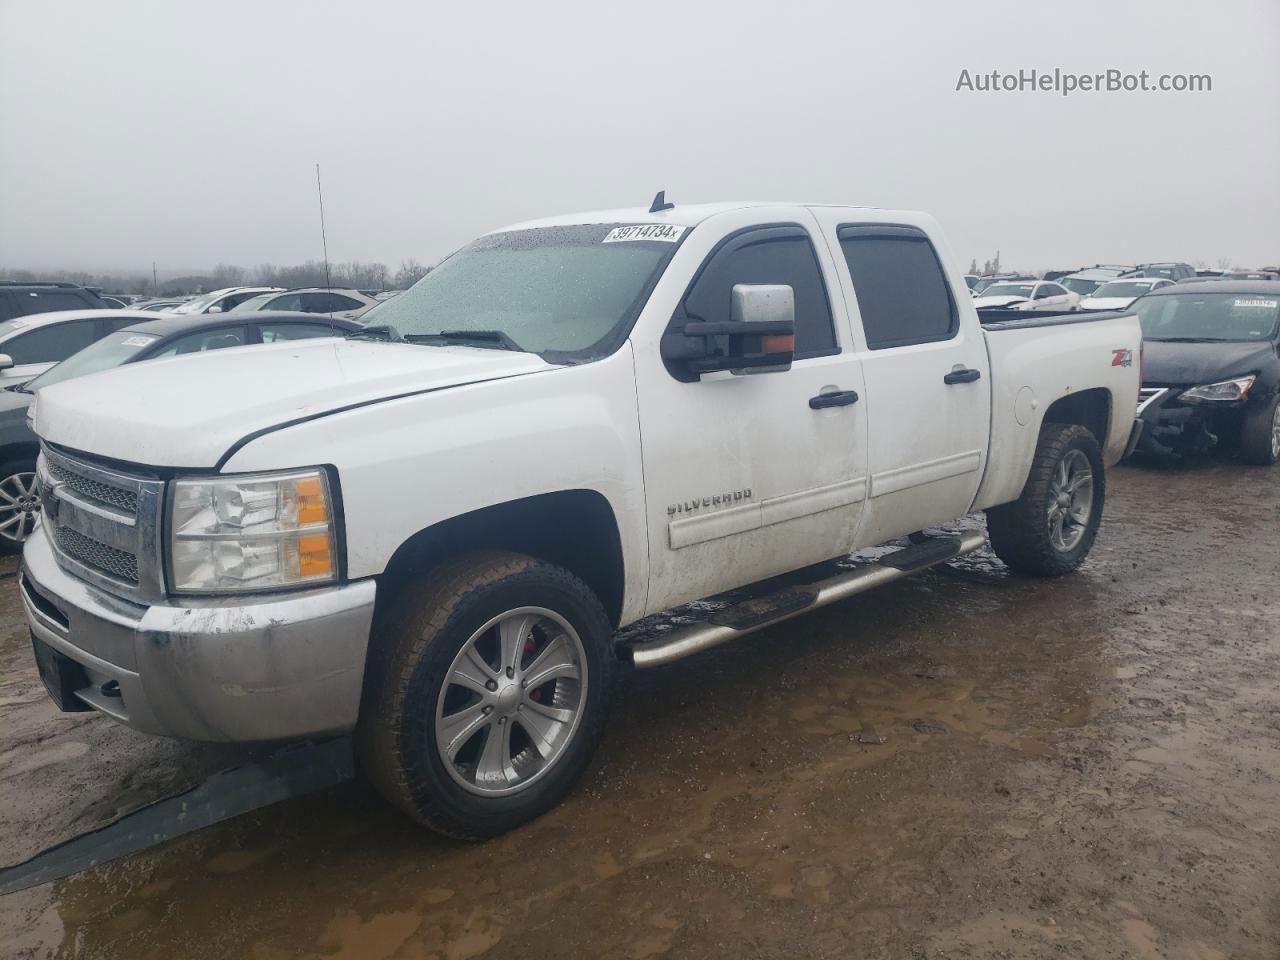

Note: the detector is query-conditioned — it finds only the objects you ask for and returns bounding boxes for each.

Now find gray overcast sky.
[2,0,1277,275]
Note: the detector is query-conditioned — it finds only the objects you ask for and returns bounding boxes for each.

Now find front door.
[632,218,869,615]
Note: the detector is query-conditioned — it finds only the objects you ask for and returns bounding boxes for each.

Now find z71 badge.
[1111,348,1133,367]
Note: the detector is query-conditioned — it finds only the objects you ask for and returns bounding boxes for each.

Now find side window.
[1035,283,1063,299]
[3,319,98,364]
[258,323,340,342]
[106,315,140,332]
[149,327,248,357]
[6,291,94,319]
[681,227,837,360]
[328,294,364,311]
[219,292,260,311]
[266,293,303,312]
[838,226,957,349]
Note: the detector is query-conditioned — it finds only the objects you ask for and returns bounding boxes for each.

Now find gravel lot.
[1,456,1277,959]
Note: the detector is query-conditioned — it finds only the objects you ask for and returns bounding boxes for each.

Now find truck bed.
[977,307,1131,329]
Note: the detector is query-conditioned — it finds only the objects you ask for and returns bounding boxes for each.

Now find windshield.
[1061,277,1101,296]
[229,293,276,313]
[171,291,225,314]
[1136,293,1280,342]
[1092,281,1154,299]
[981,283,1034,298]
[361,224,685,363]
[24,330,161,390]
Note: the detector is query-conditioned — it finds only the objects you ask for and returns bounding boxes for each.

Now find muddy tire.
[986,423,1105,578]
[357,551,615,839]
[0,457,40,555]
[1239,395,1280,466]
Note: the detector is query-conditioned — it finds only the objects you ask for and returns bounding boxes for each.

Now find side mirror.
[660,283,796,380]
[0,354,13,372]
[207,305,223,314]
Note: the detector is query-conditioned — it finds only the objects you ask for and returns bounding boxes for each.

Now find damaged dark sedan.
[1134,280,1280,464]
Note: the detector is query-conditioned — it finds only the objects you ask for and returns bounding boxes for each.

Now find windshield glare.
[1092,281,1154,299]
[229,293,276,313]
[361,224,683,363]
[982,284,1034,298]
[26,330,160,390]
[171,291,223,314]
[1061,278,1101,296]
[1136,293,1280,341]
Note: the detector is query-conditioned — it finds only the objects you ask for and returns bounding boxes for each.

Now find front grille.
[45,458,138,514]
[1137,387,1169,414]
[39,444,165,601]
[50,524,139,584]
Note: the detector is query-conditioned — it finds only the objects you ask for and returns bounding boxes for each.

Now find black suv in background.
[0,281,108,320]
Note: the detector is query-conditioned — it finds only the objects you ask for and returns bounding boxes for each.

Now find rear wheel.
[1239,395,1280,466]
[986,423,1105,577]
[358,551,614,838]
[0,458,39,555]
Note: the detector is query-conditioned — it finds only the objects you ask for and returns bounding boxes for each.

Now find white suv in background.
[972,279,1080,311]
[229,288,378,320]
[1080,277,1174,310]
[169,286,284,315]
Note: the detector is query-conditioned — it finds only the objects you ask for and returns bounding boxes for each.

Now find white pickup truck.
[21,201,1143,837]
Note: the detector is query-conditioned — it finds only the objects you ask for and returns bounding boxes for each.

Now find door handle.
[943,368,982,385]
[809,389,859,409]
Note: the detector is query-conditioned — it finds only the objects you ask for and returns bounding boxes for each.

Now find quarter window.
[258,323,341,342]
[680,227,837,360]
[838,225,957,349]
[150,327,248,357]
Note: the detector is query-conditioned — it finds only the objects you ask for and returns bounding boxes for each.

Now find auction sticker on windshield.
[1233,299,1277,309]
[602,224,686,243]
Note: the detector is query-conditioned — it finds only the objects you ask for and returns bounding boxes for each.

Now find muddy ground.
[1,457,1277,959]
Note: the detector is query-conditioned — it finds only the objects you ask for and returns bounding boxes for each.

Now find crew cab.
[20,202,1143,838]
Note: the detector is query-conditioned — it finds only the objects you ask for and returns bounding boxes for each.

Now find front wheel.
[0,458,40,555]
[986,423,1105,577]
[1239,395,1280,466]
[357,551,615,838]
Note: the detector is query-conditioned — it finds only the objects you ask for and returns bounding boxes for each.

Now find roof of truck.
[492,201,883,233]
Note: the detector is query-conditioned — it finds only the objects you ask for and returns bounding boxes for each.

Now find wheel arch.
[375,489,627,629]
[0,440,40,468]
[1042,387,1112,448]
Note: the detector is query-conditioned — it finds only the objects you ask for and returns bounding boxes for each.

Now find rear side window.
[2,290,94,320]
[3,318,98,364]
[681,227,837,360]
[838,225,957,349]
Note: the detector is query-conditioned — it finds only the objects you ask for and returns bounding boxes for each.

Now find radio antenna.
[315,163,335,331]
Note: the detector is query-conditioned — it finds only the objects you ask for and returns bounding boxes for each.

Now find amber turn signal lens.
[296,533,333,579]
[762,334,796,354]
[295,475,329,526]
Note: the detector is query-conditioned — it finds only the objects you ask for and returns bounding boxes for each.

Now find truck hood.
[1142,339,1276,387]
[34,339,556,468]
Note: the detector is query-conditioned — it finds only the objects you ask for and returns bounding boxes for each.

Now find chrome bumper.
[19,524,377,742]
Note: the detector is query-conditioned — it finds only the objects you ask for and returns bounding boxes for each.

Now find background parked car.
[1079,277,1175,310]
[133,299,188,311]
[1224,270,1279,280]
[972,279,1080,311]
[1125,262,1195,281]
[0,281,109,321]
[169,285,283,315]
[0,310,363,551]
[229,287,378,320]
[1133,280,1280,464]
[0,308,162,386]
[1058,265,1134,298]
[969,274,1033,295]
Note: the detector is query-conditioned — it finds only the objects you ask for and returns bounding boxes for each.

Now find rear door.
[632,215,869,614]
[811,213,991,546]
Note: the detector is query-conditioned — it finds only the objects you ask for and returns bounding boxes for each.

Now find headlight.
[169,468,338,594]
[1179,375,1256,403]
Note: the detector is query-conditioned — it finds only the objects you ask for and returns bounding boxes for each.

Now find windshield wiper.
[403,330,525,352]
[346,324,403,342]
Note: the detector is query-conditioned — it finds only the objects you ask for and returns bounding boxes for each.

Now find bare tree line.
[0,258,432,297]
